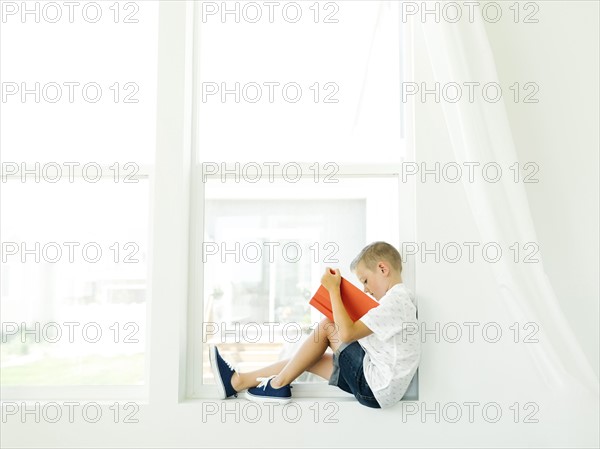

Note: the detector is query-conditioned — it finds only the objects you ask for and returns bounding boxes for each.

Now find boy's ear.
[378,261,389,275]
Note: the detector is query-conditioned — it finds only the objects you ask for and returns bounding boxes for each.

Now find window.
[0,2,159,398]
[188,1,414,398]
[0,1,416,404]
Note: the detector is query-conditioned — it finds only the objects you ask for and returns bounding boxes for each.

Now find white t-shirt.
[358,283,420,408]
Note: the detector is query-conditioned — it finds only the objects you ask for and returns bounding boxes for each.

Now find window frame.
[1,0,161,401]
[185,1,417,400]
[0,0,417,405]
[0,166,153,401]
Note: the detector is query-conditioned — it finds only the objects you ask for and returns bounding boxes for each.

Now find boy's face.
[353,260,390,301]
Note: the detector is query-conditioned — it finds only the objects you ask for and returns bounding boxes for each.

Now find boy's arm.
[322,268,373,343]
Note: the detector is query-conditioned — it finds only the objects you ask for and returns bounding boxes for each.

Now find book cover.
[309,277,379,322]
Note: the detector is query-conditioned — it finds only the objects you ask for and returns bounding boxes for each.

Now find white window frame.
[1,0,161,402]
[1,0,194,407]
[184,1,417,400]
[0,165,154,402]
[0,0,416,407]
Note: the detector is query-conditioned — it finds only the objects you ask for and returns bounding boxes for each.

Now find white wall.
[411,2,599,446]
[2,2,598,448]
[483,1,600,377]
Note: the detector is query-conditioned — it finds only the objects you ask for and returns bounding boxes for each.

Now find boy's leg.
[231,318,340,391]
[270,318,340,388]
[305,352,334,380]
[231,359,289,391]
[232,354,335,391]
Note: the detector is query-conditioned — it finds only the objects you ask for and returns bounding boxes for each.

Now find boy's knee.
[317,318,339,341]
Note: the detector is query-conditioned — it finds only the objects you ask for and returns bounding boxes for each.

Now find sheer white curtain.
[419,17,598,394]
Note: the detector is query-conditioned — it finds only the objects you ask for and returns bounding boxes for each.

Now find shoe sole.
[209,345,228,400]
[245,391,292,404]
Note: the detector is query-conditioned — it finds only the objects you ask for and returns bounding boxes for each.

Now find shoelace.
[224,358,235,372]
[255,375,276,391]
[254,375,293,391]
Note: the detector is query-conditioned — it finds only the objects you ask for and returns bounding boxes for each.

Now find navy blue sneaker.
[246,375,292,403]
[209,345,238,399]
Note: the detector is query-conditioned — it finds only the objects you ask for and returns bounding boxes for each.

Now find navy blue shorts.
[328,341,381,408]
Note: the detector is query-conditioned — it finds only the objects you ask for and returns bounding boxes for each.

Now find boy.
[210,241,420,408]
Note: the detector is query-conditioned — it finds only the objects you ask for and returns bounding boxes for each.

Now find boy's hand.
[321,267,341,292]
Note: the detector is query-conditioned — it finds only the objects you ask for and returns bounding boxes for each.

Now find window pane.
[0,1,159,164]
[194,1,408,392]
[196,1,404,163]
[201,177,400,385]
[1,180,149,385]
[0,1,157,388]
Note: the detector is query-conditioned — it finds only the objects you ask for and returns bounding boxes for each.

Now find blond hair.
[350,241,402,273]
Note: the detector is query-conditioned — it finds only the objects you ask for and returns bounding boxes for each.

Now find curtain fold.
[419,17,599,395]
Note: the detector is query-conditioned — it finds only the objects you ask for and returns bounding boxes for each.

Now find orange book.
[309,277,379,322]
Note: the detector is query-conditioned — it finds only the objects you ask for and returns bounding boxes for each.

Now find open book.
[309,276,379,322]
